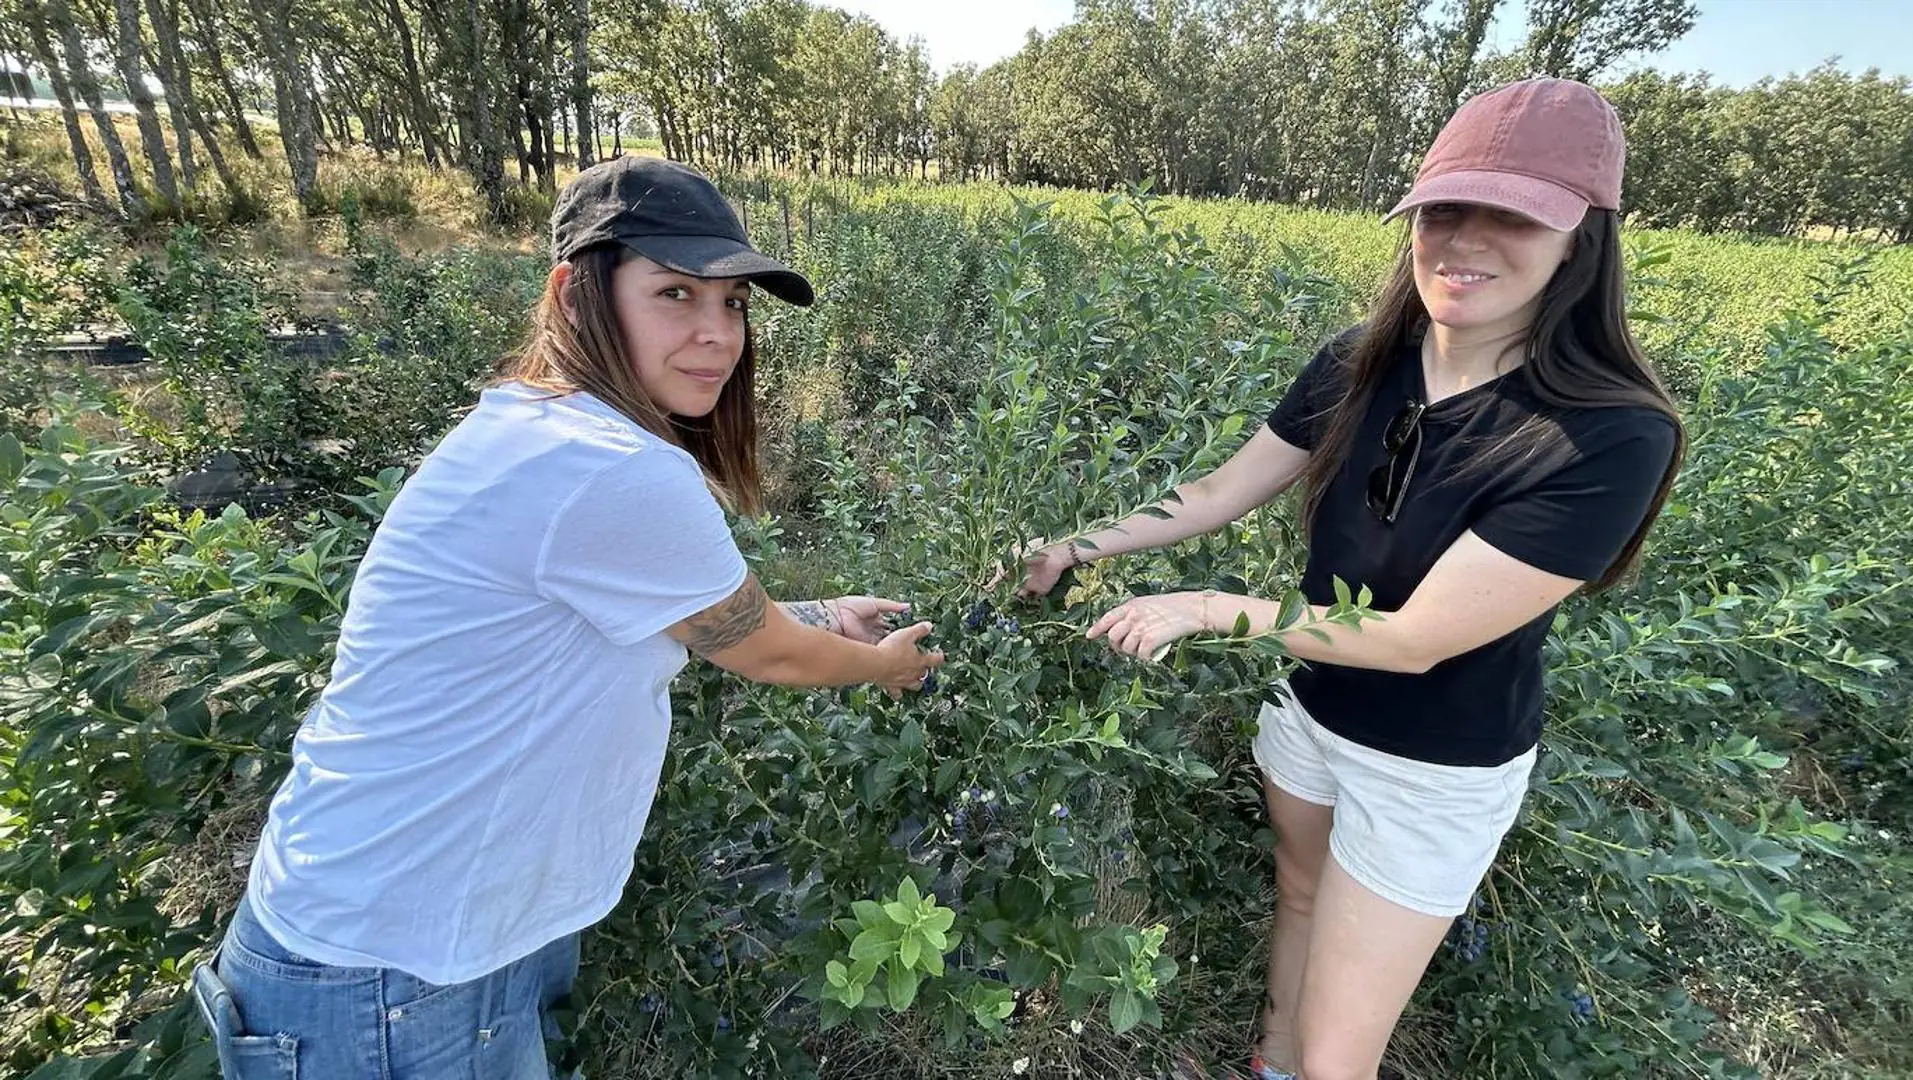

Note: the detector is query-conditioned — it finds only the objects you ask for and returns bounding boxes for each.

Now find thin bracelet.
[825,598,841,634]
[1066,540,1085,568]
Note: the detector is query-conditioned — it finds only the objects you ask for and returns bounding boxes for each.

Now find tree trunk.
[47,0,144,214]
[21,0,107,205]
[537,0,556,191]
[462,0,508,222]
[569,0,592,169]
[111,0,181,207]
[384,0,444,167]
[161,0,235,191]
[247,0,318,208]
[181,0,261,157]
[140,0,202,195]
[1,34,26,121]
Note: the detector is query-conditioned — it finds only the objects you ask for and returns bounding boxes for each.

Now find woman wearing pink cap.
[1017,79,1683,1079]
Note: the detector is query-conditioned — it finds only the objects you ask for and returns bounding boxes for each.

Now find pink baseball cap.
[1385,77,1625,232]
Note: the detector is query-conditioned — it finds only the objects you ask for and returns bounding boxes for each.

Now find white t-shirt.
[247,382,747,984]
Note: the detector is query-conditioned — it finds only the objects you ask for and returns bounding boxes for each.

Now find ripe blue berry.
[921,671,939,694]
[717,1015,733,1031]
[964,600,994,632]
[1052,804,1069,820]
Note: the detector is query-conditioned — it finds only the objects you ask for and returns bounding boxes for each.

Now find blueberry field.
[3,154,1912,1080]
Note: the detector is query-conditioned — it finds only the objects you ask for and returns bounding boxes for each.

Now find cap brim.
[616,234,815,307]
[1382,170,1589,232]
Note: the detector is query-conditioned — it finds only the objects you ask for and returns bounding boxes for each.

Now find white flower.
[1069,1019,1084,1035]
[1012,1058,1031,1075]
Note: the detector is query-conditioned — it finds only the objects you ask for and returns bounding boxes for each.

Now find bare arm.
[671,575,941,690]
[1020,427,1311,593]
[779,600,839,633]
[1091,531,1583,674]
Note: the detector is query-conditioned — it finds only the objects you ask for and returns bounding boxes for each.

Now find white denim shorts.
[1252,684,1536,918]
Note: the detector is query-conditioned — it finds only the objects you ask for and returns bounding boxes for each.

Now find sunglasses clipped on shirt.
[1366,399,1427,525]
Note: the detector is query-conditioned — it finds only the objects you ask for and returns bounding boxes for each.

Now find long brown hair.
[1297,209,1684,592]
[498,243,763,515]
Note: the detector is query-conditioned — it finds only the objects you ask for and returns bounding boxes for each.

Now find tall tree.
[181,0,261,157]
[105,0,182,205]
[247,0,318,207]
[1523,0,1698,82]
[46,0,144,214]
[20,0,107,205]
[139,0,207,194]
[570,0,594,168]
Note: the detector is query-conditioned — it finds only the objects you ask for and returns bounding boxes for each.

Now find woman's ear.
[551,262,578,326]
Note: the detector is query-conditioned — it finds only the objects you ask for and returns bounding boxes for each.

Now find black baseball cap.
[550,156,814,307]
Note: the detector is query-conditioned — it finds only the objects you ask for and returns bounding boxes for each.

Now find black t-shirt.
[1264,335,1678,766]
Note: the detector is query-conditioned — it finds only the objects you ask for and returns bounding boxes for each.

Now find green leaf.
[852,900,889,930]
[899,935,922,970]
[887,962,921,1011]
[896,875,921,907]
[826,960,849,988]
[0,433,24,482]
[1800,908,1855,935]
[1109,987,1145,1033]
[849,929,898,964]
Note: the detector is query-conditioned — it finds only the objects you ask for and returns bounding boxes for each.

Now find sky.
[831,0,1913,86]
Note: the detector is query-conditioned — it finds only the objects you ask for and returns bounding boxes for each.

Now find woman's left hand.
[831,596,913,643]
[1087,592,1209,661]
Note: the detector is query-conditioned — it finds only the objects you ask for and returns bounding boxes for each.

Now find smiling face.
[1411,202,1576,340]
[607,254,752,418]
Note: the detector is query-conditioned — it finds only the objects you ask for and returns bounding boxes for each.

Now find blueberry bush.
[1,185,1908,1079]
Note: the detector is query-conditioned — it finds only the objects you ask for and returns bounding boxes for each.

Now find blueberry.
[1839,751,1869,772]
[994,615,1020,634]
[921,671,939,694]
[1111,850,1127,863]
[1051,804,1069,820]
[964,600,994,632]
[1119,827,1135,843]
[717,1015,733,1031]
[640,994,662,1014]
[1450,916,1488,963]
[1567,991,1595,1020]
[967,786,983,802]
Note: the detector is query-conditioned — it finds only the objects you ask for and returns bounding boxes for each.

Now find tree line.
[3,0,1910,241]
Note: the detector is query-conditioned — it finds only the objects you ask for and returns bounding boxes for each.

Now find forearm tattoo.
[680,574,770,655]
[781,600,835,632]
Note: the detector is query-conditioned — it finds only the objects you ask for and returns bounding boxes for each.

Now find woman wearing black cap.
[189,157,944,1080]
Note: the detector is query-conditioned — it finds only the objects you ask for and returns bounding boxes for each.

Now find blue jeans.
[190,893,580,1079]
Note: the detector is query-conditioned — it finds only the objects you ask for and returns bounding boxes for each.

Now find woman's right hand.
[875,621,945,697]
[1015,541,1076,599]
